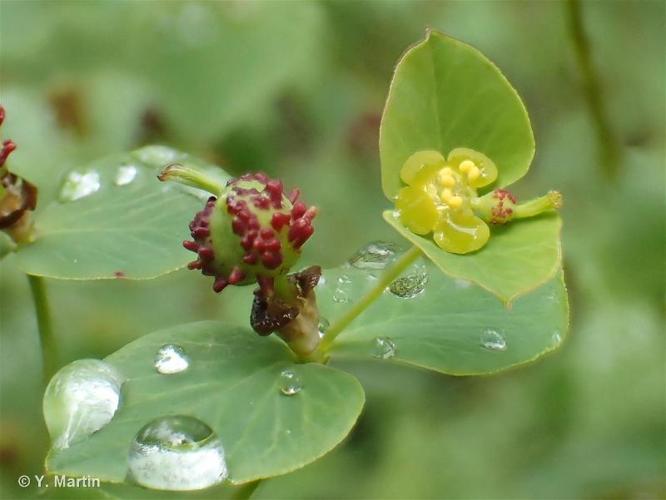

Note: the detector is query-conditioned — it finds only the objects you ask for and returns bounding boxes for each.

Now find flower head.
[181,172,317,293]
[395,149,497,254]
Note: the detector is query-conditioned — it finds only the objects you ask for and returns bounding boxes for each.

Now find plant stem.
[566,0,621,180]
[27,275,58,384]
[513,191,563,219]
[319,245,421,353]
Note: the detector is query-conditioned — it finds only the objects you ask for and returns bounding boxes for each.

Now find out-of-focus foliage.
[0,1,664,499]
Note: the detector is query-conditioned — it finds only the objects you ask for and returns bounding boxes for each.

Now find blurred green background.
[1,1,664,498]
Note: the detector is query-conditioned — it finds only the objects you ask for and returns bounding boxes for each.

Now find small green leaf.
[45,322,364,486]
[318,262,568,375]
[384,210,562,303]
[14,146,228,280]
[379,30,534,199]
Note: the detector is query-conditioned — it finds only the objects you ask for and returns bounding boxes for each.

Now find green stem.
[319,245,422,353]
[566,0,621,180]
[513,191,563,219]
[158,163,224,196]
[27,275,58,384]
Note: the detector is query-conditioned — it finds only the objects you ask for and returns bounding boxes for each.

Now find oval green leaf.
[383,210,562,303]
[318,260,568,375]
[379,30,534,199]
[45,321,364,486]
[14,146,228,280]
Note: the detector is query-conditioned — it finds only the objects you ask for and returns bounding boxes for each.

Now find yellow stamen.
[440,188,452,202]
[438,172,456,187]
[448,195,463,209]
[459,159,475,173]
[467,165,481,182]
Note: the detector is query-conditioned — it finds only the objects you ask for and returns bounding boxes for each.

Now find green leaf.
[14,146,228,280]
[0,231,16,260]
[379,30,534,199]
[45,322,364,486]
[318,261,569,375]
[383,210,562,303]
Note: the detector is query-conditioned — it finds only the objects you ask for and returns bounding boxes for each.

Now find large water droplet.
[348,241,399,271]
[279,369,302,396]
[372,337,396,359]
[114,165,138,186]
[154,344,189,375]
[43,359,123,449]
[128,415,227,491]
[480,329,507,351]
[389,261,429,299]
[59,171,101,202]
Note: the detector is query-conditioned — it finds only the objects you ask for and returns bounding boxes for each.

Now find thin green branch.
[566,0,622,180]
[27,275,58,384]
[319,245,422,353]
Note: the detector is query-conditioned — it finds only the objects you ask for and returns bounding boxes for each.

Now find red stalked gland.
[198,247,214,261]
[183,240,198,252]
[213,277,228,293]
[243,253,258,265]
[288,188,300,204]
[261,252,282,269]
[271,212,290,231]
[291,201,306,220]
[228,266,245,284]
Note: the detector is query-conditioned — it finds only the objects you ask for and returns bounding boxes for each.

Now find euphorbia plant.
[2,31,567,494]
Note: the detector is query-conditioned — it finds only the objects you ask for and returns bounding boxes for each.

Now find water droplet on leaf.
[551,330,562,346]
[389,261,429,298]
[279,369,302,396]
[128,415,227,491]
[318,317,330,336]
[43,359,123,449]
[59,171,101,202]
[135,145,181,166]
[454,278,472,289]
[372,337,396,359]
[154,344,189,374]
[480,329,507,351]
[332,274,352,303]
[348,241,399,271]
[114,165,138,186]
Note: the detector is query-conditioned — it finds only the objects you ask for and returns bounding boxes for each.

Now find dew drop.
[279,369,302,396]
[454,278,472,289]
[551,330,562,346]
[332,274,352,303]
[372,337,396,359]
[128,415,227,491]
[318,317,330,336]
[389,261,429,299]
[135,145,181,166]
[59,171,101,202]
[480,329,507,352]
[348,241,399,271]
[332,288,349,303]
[114,164,138,186]
[43,359,123,449]
[154,344,189,375]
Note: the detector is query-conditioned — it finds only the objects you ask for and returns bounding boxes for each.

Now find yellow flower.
[395,149,498,254]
